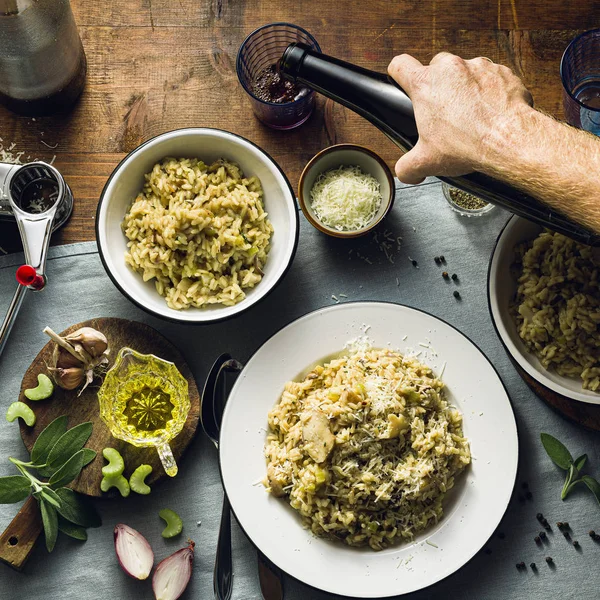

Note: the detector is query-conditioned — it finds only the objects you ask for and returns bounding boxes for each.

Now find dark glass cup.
[561,28,600,135]
[236,23,321,130]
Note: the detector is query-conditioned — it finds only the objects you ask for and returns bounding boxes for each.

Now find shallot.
[114,524,154,580]
[152,539,195,600]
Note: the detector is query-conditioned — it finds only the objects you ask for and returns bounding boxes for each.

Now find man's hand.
[387,52,534,184]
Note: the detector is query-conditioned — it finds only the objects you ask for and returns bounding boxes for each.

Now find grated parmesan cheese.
[309,165,383,232]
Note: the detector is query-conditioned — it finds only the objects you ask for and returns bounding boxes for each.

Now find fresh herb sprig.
[0,416,101,551]
[541,433,600,504]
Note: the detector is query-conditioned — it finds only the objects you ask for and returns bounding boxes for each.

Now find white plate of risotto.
[219,302,518,597]
[489,215,600,403]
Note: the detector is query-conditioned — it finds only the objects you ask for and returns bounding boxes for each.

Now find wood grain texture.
[17,317,201,497]
[0,1,597,253]
[0,497,42,572]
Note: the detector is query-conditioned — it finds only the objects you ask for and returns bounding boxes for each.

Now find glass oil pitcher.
[98,348,191,477]
[0,0,86,116]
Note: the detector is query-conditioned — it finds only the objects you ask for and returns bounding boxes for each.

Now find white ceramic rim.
[488,215,600,404]
[95,128,299,323]
[219,301,518,597]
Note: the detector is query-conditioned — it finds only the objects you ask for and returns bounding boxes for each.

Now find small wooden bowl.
[298,144,395,238]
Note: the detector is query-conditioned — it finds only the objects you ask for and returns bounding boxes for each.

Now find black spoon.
[201,354,242,600]
[201,354,284,600]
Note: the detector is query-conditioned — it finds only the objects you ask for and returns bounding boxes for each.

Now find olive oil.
[123,385,175,434]
[98,348,190,476]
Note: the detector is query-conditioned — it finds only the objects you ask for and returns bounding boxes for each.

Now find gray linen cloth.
[0,180,598,600]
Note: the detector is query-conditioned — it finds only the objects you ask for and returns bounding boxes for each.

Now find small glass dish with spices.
[442,183,495,217]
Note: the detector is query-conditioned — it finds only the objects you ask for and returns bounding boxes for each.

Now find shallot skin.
[114,524,154,581]
[153,540,195,600]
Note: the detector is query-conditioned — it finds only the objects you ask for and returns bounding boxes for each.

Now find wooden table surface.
[0,1,598,252]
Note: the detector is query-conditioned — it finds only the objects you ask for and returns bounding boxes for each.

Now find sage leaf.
[582,475,600,506]
[40,499,58,552]
[48,450,86,488]
[40,488,62,509]
[80,448,97,468]
[541,433,573,470]
[45,422,93,472]
[561,463,578,500]
[31,416,68,466]
[55,487,101,528]
[57,516,87,541]
[574,454,588,474]
[0,475,31,504]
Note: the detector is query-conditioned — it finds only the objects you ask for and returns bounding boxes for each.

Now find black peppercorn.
[589,530,596,537]
[594,534,600,542]
[545,557,553,564]
[557,522,564,529]
[411,259,418,267]
[573,540,580,548]
[451,273,458,280]
[442,271,449,279]
[440,255,446,263]
[540,532,547,540]
[563,522,570,529]
[530,562,536,570]
[536,513,544,521]
[453,290,461,299]
[434,256,441,264]
[534,536,541,544]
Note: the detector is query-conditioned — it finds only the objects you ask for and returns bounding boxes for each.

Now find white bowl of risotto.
[488,215,600,403]
[96,128,299,323]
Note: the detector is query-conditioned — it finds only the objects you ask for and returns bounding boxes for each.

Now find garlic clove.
[114,524,154,581]
[48,366,85,390]
[66,327,108,358]
[152,540,195,600]
[53,345,84,370]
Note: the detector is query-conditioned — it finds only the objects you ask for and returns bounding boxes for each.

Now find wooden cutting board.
[0,317,200,570]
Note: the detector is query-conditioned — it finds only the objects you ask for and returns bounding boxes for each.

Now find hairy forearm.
[481,108,600,234]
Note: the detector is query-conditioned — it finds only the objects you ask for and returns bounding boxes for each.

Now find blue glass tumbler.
[237,23,321,130]
[561,29,600,135]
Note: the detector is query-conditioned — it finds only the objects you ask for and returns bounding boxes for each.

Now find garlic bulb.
[47,367,85,390]
[66,327,108,359]
[44,326,110,394]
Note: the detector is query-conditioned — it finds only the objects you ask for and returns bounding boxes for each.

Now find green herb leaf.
[80,448,97,468]
[45,422,93,473]
[0,475,31,504]
[40,488,62,509]
[540,433,573,470]
[31,416,68,466]
[574,454,588,474]
[582,475,600,506]
[40,499,58,552]
[57,516,87,541]
[564,478,585,497]
[561,463,578,500]
[55,488,101,528]
[48,450,86,488]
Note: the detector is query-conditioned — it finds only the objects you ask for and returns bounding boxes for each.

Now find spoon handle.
[214,494,233,600]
